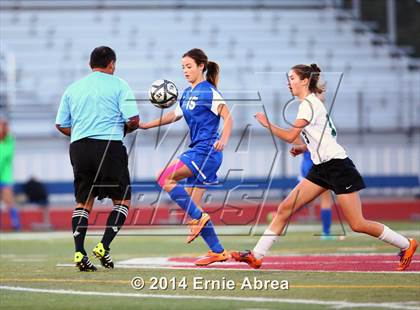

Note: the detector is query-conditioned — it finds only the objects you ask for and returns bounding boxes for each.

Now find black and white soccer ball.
[148,79,178,109]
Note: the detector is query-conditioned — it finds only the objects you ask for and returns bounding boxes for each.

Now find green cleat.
[92,242,114,269]
[74,252,97,272]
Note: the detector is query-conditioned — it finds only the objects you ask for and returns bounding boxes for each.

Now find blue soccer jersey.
[174,80,225,147]
[174,80,226,186]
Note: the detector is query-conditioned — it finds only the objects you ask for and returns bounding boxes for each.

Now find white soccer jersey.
[296,93,347,165]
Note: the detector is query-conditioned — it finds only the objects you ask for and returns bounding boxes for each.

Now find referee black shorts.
[305,157,366,195]
[69,138,131,203]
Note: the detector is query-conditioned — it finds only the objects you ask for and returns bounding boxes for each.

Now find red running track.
[1,199,419,231]
[168,254,420,272]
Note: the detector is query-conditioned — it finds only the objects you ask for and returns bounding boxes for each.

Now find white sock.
[253,228,279,259]
[378,225,410,250]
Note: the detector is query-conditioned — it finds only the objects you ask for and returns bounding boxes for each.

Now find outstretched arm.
[254,112,308,144]
[124,115,140,135]
[138,111,182,130]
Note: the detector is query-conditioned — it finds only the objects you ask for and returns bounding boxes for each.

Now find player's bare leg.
[268,179,327,235]
[336,192,417,271]
[185,186,206,208]
[231,179,326,268]
[336,193,383,237]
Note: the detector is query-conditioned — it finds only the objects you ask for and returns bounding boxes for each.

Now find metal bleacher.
[1,0,419,137]
[0,0,419,196]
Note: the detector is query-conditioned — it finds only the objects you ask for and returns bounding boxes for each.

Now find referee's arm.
[55,91,72,137]
[56,124,71,136]
[119,82,140,136]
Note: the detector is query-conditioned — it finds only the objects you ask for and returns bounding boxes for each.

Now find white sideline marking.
[1,286,419,310]
[56,265,420,274]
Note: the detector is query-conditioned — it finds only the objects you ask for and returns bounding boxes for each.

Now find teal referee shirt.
[55,71,139,143]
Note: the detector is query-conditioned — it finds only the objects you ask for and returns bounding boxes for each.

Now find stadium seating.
[1,0,418,135]
[0,0,418,193]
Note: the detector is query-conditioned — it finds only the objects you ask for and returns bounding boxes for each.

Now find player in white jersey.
[231,63,417,271]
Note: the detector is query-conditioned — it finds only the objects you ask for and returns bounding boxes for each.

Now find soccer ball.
[148,79,178,109]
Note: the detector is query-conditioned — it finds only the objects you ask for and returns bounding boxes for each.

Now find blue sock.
[200,220,224,253]
[321,209,331,235]
[9,207,21,231]
[168,185,202,220]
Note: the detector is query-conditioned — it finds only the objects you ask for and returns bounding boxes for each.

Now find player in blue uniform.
[139,48,233,266]
[300,150,333,239]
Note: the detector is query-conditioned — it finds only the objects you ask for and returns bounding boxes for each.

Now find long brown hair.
[183,48,220,87]
[291,63,324,94]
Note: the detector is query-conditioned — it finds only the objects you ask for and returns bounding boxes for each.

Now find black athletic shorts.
[69,138,131,203]
[305,157,366,195]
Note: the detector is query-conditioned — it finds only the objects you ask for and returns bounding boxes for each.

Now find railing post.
[357,91,364,144]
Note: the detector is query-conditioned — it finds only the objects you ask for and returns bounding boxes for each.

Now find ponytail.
[291,63,325,94]
[206,61,219,87]
[308,63,322,94]
[183,48,220,87]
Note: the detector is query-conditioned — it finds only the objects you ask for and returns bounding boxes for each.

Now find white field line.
[56,264,420,274]
[1,286,419,310]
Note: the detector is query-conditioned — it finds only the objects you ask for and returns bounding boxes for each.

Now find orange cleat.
[186,213,210,243]
[230,250,262,269]
[194,250,229,266]
[397,238,418,271]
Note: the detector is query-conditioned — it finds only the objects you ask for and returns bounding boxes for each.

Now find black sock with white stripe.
[101,204,129,250]
[72,208,90,255]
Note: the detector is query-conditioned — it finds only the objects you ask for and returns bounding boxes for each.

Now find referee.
[55,46,139,271]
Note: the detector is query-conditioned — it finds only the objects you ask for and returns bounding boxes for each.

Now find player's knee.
[76,203,93,212]
[157,174,175,192]
[163,182,178,193]
[349,220,366,233]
